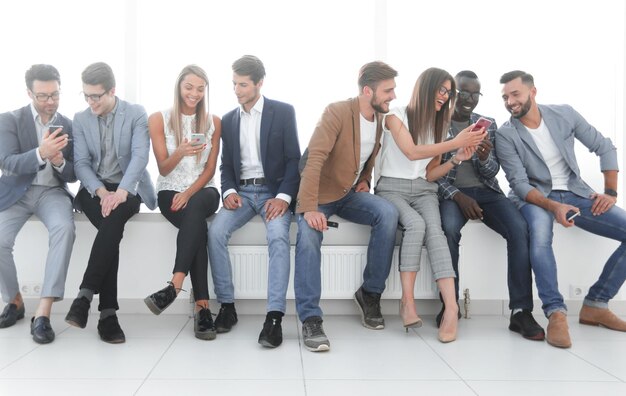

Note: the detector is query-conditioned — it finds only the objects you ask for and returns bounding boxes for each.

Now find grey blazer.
[495,104,618,208]
[72,98,157,211]
[0,105,75,212]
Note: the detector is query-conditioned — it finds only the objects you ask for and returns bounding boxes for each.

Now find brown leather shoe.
[546,311,572,348]
[579,305,626,332]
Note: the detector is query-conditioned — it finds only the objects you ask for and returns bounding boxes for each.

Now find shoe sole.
[258,339,281,348]
[304,343,330,352]
[195,331,217,341]
[546,337,571,348]
[65,316,87,329]
[143,297,168,315]
[100,337,126,344]
[579,318,626,332]
[508,324,546,341]
[353,294,384,330]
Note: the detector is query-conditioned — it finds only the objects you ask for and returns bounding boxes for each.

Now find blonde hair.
[170,65,212,150]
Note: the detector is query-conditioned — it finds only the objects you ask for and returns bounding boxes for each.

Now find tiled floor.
[0,312,625,396]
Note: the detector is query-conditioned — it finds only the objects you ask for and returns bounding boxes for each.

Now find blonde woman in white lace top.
[144,65,221,340]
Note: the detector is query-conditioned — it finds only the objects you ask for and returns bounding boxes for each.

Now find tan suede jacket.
[296,97,382,213]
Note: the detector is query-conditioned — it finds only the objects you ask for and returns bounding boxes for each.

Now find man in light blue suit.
[208,55,300,348]
[64,62,156,344]
[0,65,75,344]
[496,70,626,349]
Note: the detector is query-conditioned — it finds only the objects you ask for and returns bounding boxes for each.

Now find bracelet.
[605,188,618,197]
[450,156,461,166]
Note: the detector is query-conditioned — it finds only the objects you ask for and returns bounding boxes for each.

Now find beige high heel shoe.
[438,310,458,343]
[399,300,423,332]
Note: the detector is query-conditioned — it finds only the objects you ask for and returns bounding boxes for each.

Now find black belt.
[240,177,266,186]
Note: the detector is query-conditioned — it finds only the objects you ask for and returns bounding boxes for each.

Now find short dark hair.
[358,61,398,92]
[25,64,61,91]
[500,70,534,86]
[232,55,266,84]
[455,70,478,80]
[81,62,116,91]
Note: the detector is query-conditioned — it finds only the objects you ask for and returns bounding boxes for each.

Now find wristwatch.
[451,155,462,167]
[605,188,618,197]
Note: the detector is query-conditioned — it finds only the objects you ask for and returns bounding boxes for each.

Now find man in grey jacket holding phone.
[496,70,626,349]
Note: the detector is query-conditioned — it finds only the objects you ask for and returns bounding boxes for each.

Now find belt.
[240,177,266,186]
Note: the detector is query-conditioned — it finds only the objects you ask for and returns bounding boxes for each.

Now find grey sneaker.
[354,286,384,329]
[302,316,330,352]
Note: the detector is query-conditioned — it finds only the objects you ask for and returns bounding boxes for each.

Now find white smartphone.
[566,210,581,222]
[190,133,206,146]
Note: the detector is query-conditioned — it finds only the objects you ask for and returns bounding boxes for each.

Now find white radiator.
[225,246,438,299]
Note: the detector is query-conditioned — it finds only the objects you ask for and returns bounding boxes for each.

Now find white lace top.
[156,110,216,192]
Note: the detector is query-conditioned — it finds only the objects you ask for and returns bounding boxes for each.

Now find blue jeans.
[520,190,626,317]
[208,185,292,313]
[294,189,399,321]
[440,187,534,310]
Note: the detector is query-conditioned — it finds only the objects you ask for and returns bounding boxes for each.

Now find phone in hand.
[566,210,580,222]
[471,117,492,132]
[190,133,206,146]
[48,125,71,141]
[327,221,339,228]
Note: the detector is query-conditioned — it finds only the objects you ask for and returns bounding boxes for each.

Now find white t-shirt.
[526,119,571,191]
[355,113,377,185]
[379,106,433,180]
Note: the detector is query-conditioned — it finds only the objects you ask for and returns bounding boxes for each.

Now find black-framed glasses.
[438,86,455,98]
[82,91,108,102]
[457,90,483,101]
[32,91,60,103]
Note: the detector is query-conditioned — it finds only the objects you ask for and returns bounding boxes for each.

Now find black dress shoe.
[194,307,217,340]
[97,315,126,344]
[435,302,462,328]
[509,309,545,341]
[214,303,238,333]
[144,282,177,315]
[30,316,55,344]
[258,312,283,348]
[65,296,90,328]
[0,303,25,328]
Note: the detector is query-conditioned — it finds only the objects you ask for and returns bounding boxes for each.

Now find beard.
[509,96,532,119]
[370,94,389,114]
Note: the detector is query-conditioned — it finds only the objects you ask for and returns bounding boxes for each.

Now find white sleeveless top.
[156,110,216,192]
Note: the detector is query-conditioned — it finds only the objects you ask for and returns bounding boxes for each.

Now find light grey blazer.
[495,104,618,208]
[72,98,157,211]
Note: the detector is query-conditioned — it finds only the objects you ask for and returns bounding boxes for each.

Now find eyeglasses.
[457,90,483,101]
[32,91,60,103]
[438,86,455,98]
[82,91,108,102]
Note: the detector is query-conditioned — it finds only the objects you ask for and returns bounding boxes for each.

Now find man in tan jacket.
[295,61,399,352]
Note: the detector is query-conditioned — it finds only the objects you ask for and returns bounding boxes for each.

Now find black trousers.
[158,187,220,301]
[77,184,140,311]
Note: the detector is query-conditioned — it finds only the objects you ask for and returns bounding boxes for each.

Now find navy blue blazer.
[220,97,301,208]
[0,105,75,212]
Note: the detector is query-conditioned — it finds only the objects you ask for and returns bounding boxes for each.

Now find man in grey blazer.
[64,62,156,344]
[0,64,75,344]
[496,70,626,349]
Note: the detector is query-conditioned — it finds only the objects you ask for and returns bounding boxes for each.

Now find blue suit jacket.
[220,97,301,208]
[495,104,618,208]
[0,105,75,212]
[72,98,157,210]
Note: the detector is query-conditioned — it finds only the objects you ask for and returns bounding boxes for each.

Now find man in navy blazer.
[208,55,300,348]
[496,70,626,348]
[0,64,75,344]
[64,62,156,344]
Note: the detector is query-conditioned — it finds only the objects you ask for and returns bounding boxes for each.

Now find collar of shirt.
[239,95,264,118]
[30,103,58,128]
[98,97,119,126]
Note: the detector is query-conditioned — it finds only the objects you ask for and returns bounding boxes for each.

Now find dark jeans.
[158,188,220,301]
[440,187,534,310]
[77,184,141,311]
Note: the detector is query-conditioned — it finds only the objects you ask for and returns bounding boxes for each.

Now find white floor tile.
[0,379,143,396]
[0,338,39,371]
[136,379,306,396]
[468,380,626,396]
[569,340,626,381]
[58,313,189,340]
[305,380,476,396]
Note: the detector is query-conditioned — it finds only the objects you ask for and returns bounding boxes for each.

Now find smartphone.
[471,117,492,132]
[566,210,580,222]
[190,133,206,146]
[327,221,339,228]
[48,125,64,134]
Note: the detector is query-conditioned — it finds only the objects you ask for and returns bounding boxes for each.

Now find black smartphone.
[327,221,339,228]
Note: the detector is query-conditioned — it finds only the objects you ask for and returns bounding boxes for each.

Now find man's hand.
[354,180,369,192]
[453,192,483,220]
[264,198,288,221]
[590,193,617,216]
[476,139,493,162]
[223,193,243,210]
[304,211,328,232]
[38,128,68,160]
[49,151,65,167]
[551,201,580,227]
[100,189,129,218]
